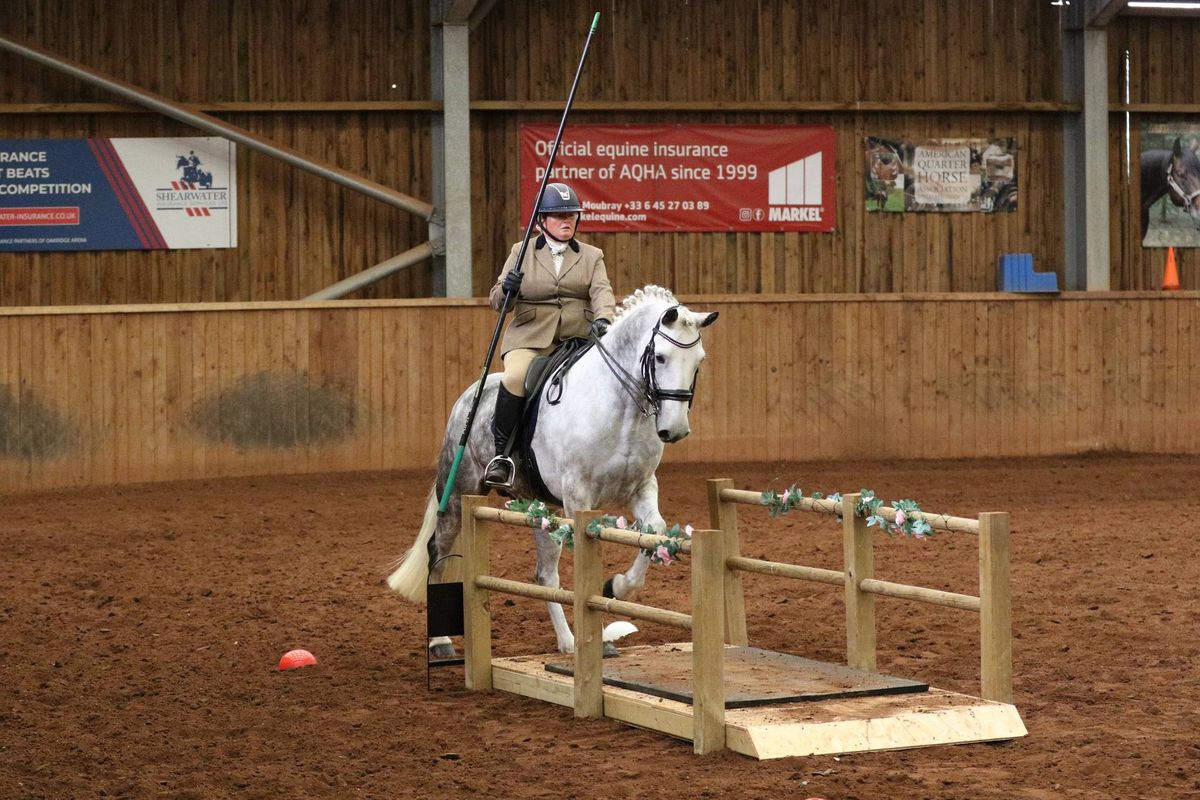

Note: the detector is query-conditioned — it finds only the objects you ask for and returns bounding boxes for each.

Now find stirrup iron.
[484,455,517,490]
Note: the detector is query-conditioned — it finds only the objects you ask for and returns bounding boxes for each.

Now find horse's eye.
[655,354,666,365]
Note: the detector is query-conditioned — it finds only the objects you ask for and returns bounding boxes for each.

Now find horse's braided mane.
[613,285,678,320]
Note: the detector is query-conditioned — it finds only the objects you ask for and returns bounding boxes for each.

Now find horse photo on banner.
[864,136,1017,213]
[1140,123,1200,248]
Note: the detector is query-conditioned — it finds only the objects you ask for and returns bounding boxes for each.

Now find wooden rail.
[726,556,843,587]
[718,487,980,535]
[708,479,1013,704]
[458,497,726,754]
[858,579,981,612]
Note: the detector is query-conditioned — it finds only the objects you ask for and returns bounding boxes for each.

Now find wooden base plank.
[491,644,1026,760]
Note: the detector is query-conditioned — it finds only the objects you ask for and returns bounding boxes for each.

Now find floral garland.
[759,486,935,539]
[504,498,575,548]
[503,500,694,565]
[585,515,694,565]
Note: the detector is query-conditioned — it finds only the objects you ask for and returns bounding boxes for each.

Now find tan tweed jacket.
[489,238,616,355]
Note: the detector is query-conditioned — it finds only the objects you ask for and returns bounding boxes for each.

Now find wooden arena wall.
[3,295,1198,493]
[0,0,1100,304]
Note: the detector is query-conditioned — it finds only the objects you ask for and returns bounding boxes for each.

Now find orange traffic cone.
[1163,246,1181,291]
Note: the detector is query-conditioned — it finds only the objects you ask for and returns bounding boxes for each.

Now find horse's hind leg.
[426,490,462,660]
[533,530,575,653]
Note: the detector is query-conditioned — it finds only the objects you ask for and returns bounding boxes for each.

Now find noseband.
[591,305,702,419]
[1167,167,1200,207]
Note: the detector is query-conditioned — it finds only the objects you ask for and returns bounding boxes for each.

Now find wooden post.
[690,528,726,755]
[707,478,748,646]
[460,495,492,690]
[842,493,876,672]
[979,511,1013,703]
[572,509,606,720]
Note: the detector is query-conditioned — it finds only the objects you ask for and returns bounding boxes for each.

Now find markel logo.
[767,152,824,222]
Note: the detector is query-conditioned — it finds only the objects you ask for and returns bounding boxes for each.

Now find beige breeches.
[501,345,554,395]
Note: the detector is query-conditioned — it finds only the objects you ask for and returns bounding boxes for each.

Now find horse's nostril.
[658,430,670,442]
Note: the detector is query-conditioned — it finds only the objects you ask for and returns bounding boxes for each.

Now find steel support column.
[431,2,474,298]
[1062,6,1112,290]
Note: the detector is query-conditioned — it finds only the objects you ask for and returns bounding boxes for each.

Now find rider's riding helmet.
[537,182,583,215]
[536,182,583,243]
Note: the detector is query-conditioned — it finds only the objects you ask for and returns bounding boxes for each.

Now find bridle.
[1166,161,1200,207]
[590,305,702,418]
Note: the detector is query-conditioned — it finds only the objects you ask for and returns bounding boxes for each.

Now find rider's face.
[540,213,578,241]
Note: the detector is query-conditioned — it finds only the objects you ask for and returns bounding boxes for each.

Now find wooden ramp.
[492,644,1027,760]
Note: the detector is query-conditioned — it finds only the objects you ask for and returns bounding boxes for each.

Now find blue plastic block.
[998,253,1058,293]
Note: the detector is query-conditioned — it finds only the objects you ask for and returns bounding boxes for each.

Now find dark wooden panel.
[0,0,431,102]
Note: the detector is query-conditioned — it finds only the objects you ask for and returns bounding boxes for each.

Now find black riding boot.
[484,384,523,487]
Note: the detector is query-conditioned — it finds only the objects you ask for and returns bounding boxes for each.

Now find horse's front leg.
[606,477,663,602]
[533,529,574,653]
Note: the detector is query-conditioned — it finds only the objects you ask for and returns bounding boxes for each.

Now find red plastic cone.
[1163,246,1181,291]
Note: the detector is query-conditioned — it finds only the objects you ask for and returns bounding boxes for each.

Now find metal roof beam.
[1087,0,1130,27]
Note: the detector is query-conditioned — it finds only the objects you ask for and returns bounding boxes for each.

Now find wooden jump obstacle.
[455,483,1026,759]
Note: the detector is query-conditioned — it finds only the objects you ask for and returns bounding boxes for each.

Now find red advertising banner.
[520,124,836,232]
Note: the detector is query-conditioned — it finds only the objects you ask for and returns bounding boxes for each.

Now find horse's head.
[609,286,718,445]
[1167,137,1200,228]
[869,145,901,183]
[647,303,718,442]
[175,155,188,169]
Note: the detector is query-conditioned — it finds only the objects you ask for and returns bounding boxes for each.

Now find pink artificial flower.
[655,545,674,565]
[540,517,550,530]
[684,524,694,538]
[616,516,628,529]
[895,509,907,527]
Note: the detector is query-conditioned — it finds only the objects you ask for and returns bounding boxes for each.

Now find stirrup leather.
[484,455,517,489]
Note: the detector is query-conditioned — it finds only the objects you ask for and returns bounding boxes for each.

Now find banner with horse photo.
[864,137,1017,213]
[1140,123,1200,248]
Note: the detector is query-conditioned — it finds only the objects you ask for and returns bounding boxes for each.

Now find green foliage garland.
[759,486,935,538]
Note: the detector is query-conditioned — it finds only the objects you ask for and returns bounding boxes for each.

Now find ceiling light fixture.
[1128,1,1200,9]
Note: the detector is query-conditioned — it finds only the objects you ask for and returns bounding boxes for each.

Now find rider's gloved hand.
[590,318,611,338]
[501,270,523,296]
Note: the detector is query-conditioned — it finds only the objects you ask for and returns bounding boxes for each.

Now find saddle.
[504,337,592,507]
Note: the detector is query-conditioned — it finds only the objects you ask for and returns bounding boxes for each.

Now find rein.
[584,305,702,418]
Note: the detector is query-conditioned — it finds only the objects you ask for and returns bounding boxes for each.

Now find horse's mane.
[606,285,693,351]
[613,285,678,320]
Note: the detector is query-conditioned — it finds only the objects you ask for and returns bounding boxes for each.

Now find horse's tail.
[385,487,439,603]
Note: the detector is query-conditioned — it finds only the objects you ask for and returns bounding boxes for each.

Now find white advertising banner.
[0,136,236,251]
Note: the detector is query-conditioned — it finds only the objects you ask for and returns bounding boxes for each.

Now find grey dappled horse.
[388,286,718,657]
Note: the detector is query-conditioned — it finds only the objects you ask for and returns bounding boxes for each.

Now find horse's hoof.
[602,642,619,658]
[429,642,458,660]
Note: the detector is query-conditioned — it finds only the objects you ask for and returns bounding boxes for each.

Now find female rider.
[484,182,615,487]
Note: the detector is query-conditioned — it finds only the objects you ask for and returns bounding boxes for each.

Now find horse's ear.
[1174,137,1184,157]
[699,311,719,328]
[1191,138,1199,153]
[662,307,679,325]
